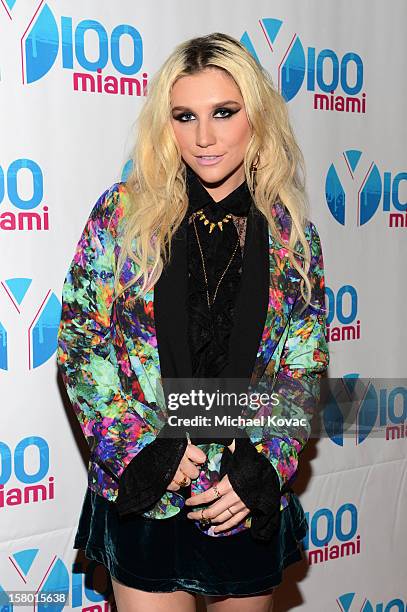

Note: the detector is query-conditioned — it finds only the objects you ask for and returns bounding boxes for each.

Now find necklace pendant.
[194,209,236,233]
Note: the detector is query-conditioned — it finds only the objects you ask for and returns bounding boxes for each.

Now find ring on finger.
[212,484,221,499]
[200,508,211,526]
[227,507,235,517]
[173,472,189,487]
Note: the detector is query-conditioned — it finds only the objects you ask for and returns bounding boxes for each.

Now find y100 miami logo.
[324,376,407,446]
[0,277,61,370]
[0,160,49,231]
[303,502,360,565]
[337,592,406,612]
[326,150,407,228]
[1,2,147,97]
[241,18,365,112]
[0,436,54,509]
[0,551,113,610]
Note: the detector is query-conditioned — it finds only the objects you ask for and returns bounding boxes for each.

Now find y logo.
[337,592,367,611]
[241,18,305,101]
[325,150,382,226]
[0,277,61,371]
[323,375,379,446]
[337,592,406,612]
[1,1,59,84]
[0,548,69,610]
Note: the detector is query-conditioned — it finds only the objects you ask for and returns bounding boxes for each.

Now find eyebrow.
[171,100,241,111]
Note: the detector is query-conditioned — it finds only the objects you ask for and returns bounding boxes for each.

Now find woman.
[57,32,330,611]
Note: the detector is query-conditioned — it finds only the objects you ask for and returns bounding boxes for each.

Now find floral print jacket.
[56,182,330,539]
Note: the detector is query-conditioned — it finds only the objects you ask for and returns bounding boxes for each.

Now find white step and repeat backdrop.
[1,1,406,610]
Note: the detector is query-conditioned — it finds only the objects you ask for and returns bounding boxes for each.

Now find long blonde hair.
[114,32,313,308]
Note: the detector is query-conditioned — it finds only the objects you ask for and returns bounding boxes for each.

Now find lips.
[195,154,225,166]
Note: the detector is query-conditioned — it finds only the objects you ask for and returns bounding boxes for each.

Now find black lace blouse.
[186,178,251,378]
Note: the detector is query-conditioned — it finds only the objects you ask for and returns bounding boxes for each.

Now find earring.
[250,150,260,176]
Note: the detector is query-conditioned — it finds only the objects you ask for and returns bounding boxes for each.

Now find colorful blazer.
[56,182,330,538]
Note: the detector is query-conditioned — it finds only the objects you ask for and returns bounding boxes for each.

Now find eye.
[173,112,195,122]
[213,107,237,119]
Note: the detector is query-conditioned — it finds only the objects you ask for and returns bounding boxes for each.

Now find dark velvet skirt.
[73,485,308,597]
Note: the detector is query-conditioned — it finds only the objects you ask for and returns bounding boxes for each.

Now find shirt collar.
[185,164,253,218]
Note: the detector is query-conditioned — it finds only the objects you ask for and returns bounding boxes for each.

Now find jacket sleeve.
[56,185,187,515]
[226,220,330,541]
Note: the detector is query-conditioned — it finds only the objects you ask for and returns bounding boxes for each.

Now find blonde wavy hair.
[114,32,313,309]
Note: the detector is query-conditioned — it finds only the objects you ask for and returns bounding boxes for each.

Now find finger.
[212,509,251,533]
[174,467,192,485]
[185,444,207,464]
[185,482,238,507]
[167,480,191,492]
[210,503,247,524]
[179,457,201,480]
[167,481,179,492]
[167,468,191,491]
[186,493,241,520]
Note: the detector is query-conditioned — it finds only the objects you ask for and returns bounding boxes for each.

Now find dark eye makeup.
[172,107,240,122]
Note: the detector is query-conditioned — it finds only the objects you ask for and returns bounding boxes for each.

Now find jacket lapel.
[249,207,299,386]
[153,213,192,380]
[249,260,295,387]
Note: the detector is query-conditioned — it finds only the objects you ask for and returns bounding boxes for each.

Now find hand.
[167,436,207,492]
[184,473,250,533]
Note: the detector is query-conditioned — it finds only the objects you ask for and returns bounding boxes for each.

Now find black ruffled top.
[185,166,252,377]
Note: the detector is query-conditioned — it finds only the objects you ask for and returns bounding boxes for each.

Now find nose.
[195,119,216,148]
